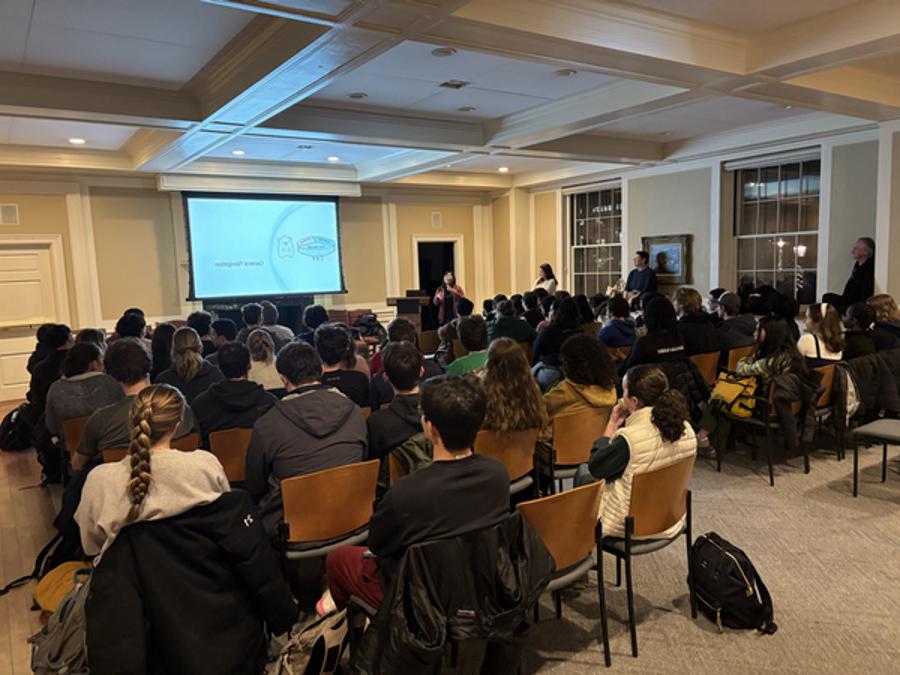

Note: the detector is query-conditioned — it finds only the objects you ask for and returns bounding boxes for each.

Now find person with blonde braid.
[78,384,298,675]
[156,326,224,404]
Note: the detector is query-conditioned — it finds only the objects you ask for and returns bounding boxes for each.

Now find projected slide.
[185,195,344,299]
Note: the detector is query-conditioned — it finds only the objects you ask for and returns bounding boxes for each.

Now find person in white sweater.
[534,262,559,295]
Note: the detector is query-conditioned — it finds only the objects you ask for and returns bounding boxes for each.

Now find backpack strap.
[0,531,62,596]
[752,567,778,635]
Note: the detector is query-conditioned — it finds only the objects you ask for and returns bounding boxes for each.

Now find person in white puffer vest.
[575,364,697,538]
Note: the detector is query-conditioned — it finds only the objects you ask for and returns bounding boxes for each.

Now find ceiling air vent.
[0,204,19,225]
[439,79,469,90]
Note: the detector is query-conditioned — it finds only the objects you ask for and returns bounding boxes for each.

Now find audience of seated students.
[45,343,124,441]
[322,375,510,613]
[481,298,495,322]
[149,322,176,382]
[435,297,475,367]
[842,302,877,360]
[521,291,544,329]
[706,288,726,328]
[619,297,686,376]
[74,339,196,471]
[481,337,548,434]
[544,334,618,424]
[486,294,507,329]
[76,384,297,675]
[187,310,217,358]
[372,318,444,408]
[446,316,489,376]
[114,311,151,348]
[574,294,595,325]
[487,299,537,344]
[156,327,225,405]
[206,317,238,368]
[75,328,107,353]
[366,342,425,464]
[511,293,525,316]
[716,291,756,340]
[868,293,900,350]
[798,303,844,365]
[247,329,283,392]
[191,342,277,448]
[295,303,329,345]
[27,324,74,420]
[315,323,371,407]
[597,295,636,348]
[575,365,697,538]
[674,287,719,356]
[260,300,295,347]
[245,342,367,537]
[532,297,582,391]
[235,302,264,345]
[27,324,56,374]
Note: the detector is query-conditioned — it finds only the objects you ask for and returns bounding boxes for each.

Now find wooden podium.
[387,295,430,332]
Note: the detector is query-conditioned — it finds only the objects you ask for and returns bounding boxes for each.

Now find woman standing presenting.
[433,271,466,326]
[534,263,558,295]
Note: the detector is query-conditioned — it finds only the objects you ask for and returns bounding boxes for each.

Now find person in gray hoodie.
[245,341,367,536]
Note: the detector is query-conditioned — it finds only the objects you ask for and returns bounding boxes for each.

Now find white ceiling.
[854,51,900,78]
[621,0,863,34]
[0,0,252,89]
[441,155,610,175]
[0,115,137,150]
[308,40,621,121]
[205,134,410,165]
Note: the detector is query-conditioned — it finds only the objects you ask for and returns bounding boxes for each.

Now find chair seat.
[510,475,534,495]
[546,554,595,593]
[853,419,900,444]
[348,594,379,618]
[602,529,683,556]
[552,466,579,480]
[285,526,369,560]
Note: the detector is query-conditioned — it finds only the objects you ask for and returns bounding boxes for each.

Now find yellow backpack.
[711,373,758,418]
[33,562,91,614]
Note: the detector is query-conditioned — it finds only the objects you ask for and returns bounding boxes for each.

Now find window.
[735,159,819,304]
[568,185,622,296]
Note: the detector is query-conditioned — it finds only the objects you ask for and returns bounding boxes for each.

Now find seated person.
[75,327,107,353]
[45,342,124,440]
[74,339,196,471]
[149,323,176,383]
[575,365,696,538]
[624,250,657,306]
[245,342,367,536]
[597,296,636,348]
[28,324,74,419]
[842,302,876,361]
[76,384,297,675]
[235,302,263,345]
[205,317,237,368]
[187,310,217,358]
[435,297,476,367]
[370,318,443,409]
[521,291,544,329]
[191,342,277,448]
[261,300,295,347]
[868,294,900,350]
[155,327,225,404]
[797,303,844,364]
[706,288,726,328]
[482,338,547,434]
[532,297,582,391]
[544,334,617,425]
[295,304,329,345]
[674,287,719,356]
[315,323,371,407]
[113,311,151,348]
[27,323,56,374]
[446,316,489,376]
[487,300,536,345]
[366,342,424,463]
[247,329,283,392]
[322,375,510,612]
[619,297,686,377]
[716,292,756,363]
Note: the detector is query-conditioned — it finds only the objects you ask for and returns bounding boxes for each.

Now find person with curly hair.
[481,338,547,433]
[868,293,900,350]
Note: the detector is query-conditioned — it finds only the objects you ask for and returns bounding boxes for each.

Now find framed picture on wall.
[641,234,692,285]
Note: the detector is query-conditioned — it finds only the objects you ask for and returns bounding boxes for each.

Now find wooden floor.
[0,400,60,675]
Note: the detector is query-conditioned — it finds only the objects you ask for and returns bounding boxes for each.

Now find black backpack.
[690,532,777,634]
[0,402,33,452]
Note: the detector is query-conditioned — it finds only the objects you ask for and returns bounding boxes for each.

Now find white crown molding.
[175,157,358,181]
[156,173,361,196]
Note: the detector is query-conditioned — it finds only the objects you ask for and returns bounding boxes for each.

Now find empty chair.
[474,428,539,495]
[209,427,253,482]
[546,408,611,491]
[418,330,440,355]
[61,415,91,456]
[280,459,379,560]
[726,345,755,372]
[689,351,720,387]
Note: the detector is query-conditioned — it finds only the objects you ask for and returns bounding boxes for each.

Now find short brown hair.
[105,338,151,385]
[458,316,487,352]
[674,287,703,315]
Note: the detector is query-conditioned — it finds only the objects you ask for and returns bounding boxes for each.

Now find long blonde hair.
[482,338,547,432]
[248,328,275,364]
[171,326,203,381]
[126,384,184,522]
[868,294,900,323]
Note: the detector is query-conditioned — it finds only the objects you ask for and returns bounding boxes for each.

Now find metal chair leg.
[615,556,621,587]
[883,443,888,483]
[686,491,697,619]
[765,423,775,487]
[853,444,859,497]
[533,602,540,623]
[595,523,611,668]
[802,439,810,474]
[554,590,562,619]
[624,551,637,658]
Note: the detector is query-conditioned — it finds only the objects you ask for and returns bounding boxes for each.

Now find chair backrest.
[689,351,720,387]
[517,481,604,569]
[628,455,695,538]
[726,345,756,371]
[388,452,407,486]
[418,330,440,355]
[474,428,539,481]
[452,338,469,358]
[102,447,128,463]
[551,407,611,465]
[281,460,379,542]
[767,381,802,416]
[516,340,533,365]
[209,427,252,482]
[171,433,199,451]
[61,416,90,456]
[608,346,631,362]
[814,364,836,408]
[582,322,601,336]
[360,406,372,419]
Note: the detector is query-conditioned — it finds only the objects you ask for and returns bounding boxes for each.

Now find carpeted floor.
[523,441,900,674]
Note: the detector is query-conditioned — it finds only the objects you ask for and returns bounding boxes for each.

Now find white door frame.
[0,234,71,326]
[411,234,466,293]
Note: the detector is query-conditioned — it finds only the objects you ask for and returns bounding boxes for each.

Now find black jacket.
[191,379,277,448]
[843,330,876,361]
[532,325,580,367]
[873,320,900,350]
[842,258,875,305]
[845,349,900,420]
[366,394,422,462]
[619,331,685,376]
[156,361,225,405]
[371,359,443,410]
[86,491,298,675]
[677,312,720,356]
[28,349,67,415]
[356,514,554,674]
[656,358,710,424]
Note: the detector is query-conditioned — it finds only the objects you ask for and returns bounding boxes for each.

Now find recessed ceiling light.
[297,144,313,150]
[784,105,793,110]
[431,47,457,58]
[231,149,245,156]
[327,156,341,162]
[660,131,672,137]
[498,166,510,173]
[68,137,86,145]
[554,68,577,77]
[348,92,368,100]
[458,106,476,113]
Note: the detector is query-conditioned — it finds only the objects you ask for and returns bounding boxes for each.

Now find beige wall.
[627,168,712,293]
[491,195,511,296]
[533,191,559,280]
[513,188,531,291]
[0,192,80,325]
[328,199,387,306]
[90,187,181,320]
[394,203,475,294]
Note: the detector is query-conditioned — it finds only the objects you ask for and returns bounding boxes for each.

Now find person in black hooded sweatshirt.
[366,341,424,463]
[191,342,277,448]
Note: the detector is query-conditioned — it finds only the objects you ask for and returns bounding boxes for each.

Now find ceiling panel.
[445,155,605,175]
[0,0,32,65]
[0,116,138,149]
[622,0,863,34]
[855,52,900,78]
[205,135,409,165]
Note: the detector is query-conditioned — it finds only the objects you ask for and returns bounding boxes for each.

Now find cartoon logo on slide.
[277,236,294,259]
[296,236,336,260]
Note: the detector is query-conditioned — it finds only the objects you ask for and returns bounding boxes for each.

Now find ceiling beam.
[518,134,663,163]
[356,149,470,182]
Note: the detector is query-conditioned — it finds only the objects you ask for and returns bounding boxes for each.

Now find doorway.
[417,241,456,330]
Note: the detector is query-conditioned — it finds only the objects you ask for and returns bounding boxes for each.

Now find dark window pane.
[760,201,778,234]
[610,246,622,273]
[797,270,816,305]
[757,237,775,270]
[742,169,760,201]
[613,189,622,215]
[800,197,819,231]
[761,166,779,200]
[737,238,755,269]
[611,217,622,243]
[779,198,799,233]
[740,202,758,235]
[588,191,600,218]
[777,236,796,271]
[781,163,800,198]
[796,234,817,269]
[802,160,820,195]
[600,189,613,215]
[574,275,586,296]
[587,216,600,244]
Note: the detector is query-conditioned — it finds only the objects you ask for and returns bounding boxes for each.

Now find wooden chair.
[209,427,252,483]
[546,408,611,491]
[418,330,440,355]
[279,460,380,560]
[516,340,533,365]
[102,447,128,463]
[61,415,90,456]
[452,339,469,359]
[689,351,720,387]
[171,432,200,451]
[517,482,610,667]
[599,455,696,659]
[726,345,755,371]
[388,452,408,486]
[582,322,602,336]
[811,365,842,461]
[474,428,539,495]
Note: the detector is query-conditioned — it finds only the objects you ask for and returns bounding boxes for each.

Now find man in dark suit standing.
[824,237,875,312]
